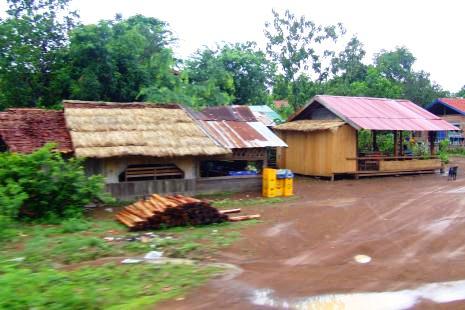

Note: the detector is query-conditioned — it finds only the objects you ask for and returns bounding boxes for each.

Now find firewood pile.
[115,194,260,230]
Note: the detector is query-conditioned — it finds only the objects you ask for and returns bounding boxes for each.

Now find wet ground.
[158,158,465,309]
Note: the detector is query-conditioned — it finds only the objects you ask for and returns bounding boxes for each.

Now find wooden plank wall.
[331,125,357,173]
[278,125,357,176]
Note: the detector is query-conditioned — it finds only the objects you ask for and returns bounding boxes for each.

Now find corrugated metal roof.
[201,106,256,122]
[199,120,287,148]
[436,98,465,115]
[0,109,73,153]
[196,105,287,149]
[291,95,458,131]
[249,105,284,127]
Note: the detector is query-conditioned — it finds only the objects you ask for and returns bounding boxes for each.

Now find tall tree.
[0,0,79,109]
[264,9,345,110]
[218,42,275,105]
[68,15,175,102]
[374,47,415,82]
[331,36,367,83]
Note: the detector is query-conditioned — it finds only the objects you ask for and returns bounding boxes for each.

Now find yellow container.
[263,168,278,197]
[263,168,277,181]
[275,179,284,196]
[262,187,277,197]
[283,178,293,196]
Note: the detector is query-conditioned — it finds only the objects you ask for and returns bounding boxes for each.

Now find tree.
[218,42,275,105]
[331,36,367,83]
[0,0,79,109]
[403,70,449,105]
[374,47,415,82]
[456,86,465,98]
[68,15,175,102]
[265,9,345,110]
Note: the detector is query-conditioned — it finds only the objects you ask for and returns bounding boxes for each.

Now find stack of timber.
[116,194,260,230]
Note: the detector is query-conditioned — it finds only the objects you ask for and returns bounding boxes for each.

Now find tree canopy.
[0,2,459,112]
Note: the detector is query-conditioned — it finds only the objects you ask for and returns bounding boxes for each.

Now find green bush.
[0,144,113,221]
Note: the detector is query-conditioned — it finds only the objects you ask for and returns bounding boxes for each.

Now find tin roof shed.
[290,95,458,131]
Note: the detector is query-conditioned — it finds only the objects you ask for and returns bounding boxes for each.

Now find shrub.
[0,144,113,221]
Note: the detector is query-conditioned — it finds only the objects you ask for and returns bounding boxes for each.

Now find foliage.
[68,15,175,102]
[456,85,465,98]
[438,139,450,163]
[412,142,430,158]
[0,0,79,109]
[264,9,345,110]
[374,47,415,82]
[0,263,217,310]
[357,130,394,154]
[331,36,367,83]
[0,144,112,221]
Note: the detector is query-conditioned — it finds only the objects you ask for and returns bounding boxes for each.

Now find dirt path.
[158,159,465,309]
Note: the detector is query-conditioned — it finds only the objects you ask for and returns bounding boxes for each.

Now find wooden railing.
[346,156,441,172]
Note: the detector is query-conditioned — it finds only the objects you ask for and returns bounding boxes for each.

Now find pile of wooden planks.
[116,194,227,230]
[115,194,261,230]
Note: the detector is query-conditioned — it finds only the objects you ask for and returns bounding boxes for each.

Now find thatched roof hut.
[63,100,229,158]
[274,120,345,132]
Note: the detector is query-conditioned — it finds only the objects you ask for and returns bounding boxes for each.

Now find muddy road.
[159,159,465,309]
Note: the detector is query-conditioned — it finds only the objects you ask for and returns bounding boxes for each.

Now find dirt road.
[159,159,465,309]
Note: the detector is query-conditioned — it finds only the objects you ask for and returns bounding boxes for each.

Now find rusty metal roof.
[196,106,287,149]
[290,95,458,131]
[200,105,257,122]
[0,109,73,153]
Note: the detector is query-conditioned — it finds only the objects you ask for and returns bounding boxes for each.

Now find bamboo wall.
[278,125,357,176]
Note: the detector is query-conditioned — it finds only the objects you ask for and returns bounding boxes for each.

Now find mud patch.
[251,279,465,309]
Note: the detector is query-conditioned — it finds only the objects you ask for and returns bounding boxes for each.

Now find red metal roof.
[196,106,287,149]
[438,98,465,114]
[291,95,458,131]
[0,109,73,153]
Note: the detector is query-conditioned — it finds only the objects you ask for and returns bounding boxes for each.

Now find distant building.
[426,98,465,145]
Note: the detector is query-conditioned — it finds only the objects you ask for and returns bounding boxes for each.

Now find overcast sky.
[3,0,465,92]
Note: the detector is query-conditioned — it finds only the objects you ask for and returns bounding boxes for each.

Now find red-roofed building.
[275,95,458,179]
[426,98,465,145]
[0,109,73,153]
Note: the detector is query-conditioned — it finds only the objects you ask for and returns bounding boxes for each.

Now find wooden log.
[219,208,241,214]
[228,214,261,222]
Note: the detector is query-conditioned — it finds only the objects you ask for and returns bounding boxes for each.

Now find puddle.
[251,279,465,309]
[354,254,371,264]
[446,186,465,194]
[264,222,294,237]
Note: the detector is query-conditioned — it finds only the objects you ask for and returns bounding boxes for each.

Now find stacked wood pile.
[115,194,260,230]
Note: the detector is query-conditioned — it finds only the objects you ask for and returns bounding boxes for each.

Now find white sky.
[2,0,464,92]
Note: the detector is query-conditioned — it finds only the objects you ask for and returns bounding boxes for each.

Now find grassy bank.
[0,215,259,309]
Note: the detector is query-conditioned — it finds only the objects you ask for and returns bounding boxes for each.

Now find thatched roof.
[63,101,229,158]
[274,119,345,132]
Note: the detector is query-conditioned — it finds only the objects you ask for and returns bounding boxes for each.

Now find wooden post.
[372,130,378,151]
[399,131,403,156]
[429,132,436,155]
[393,131,398,156]
[355,130,359,171]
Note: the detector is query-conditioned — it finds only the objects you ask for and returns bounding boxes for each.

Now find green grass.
[212,196,297,209]
[0,262,219,310]
[0,195,268,309]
